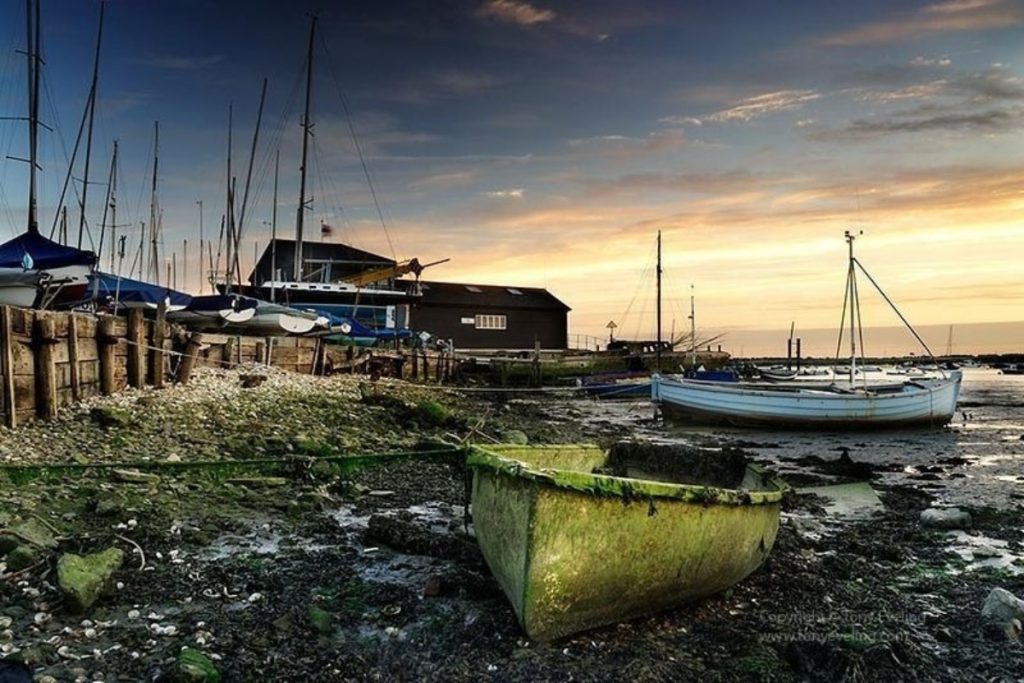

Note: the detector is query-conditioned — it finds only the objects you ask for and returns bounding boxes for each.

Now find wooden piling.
[33,313,58,419]
[223,336,236,368]
[127,309,145,388]
[177,332,204,385]
[68,314,81,401]
[1,306,17,428]
[150,303,167,388]
[97,315,117,395]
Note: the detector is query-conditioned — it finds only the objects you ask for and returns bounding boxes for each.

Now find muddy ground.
[1,368,1022,681]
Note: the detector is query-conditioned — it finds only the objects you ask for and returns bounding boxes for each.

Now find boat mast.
[655,230,662,372]
[846,230,858,383]
[99,139,117,269]
[234,77,268,288]
[271,148,279,303]
[294,16,317,284]
[148,121,160,284]
[224,104,233,289]
[689,284,696,370]
[196,199,203,291]
[77,0,104,250]
[25,0,41,235]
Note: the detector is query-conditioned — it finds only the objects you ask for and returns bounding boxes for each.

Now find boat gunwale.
[467,444,786,506]
[655,372,961,401]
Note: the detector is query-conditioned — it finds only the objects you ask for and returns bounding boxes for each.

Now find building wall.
[410,303,567,350]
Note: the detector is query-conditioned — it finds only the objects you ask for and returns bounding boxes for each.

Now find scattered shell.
[34,612,51,626]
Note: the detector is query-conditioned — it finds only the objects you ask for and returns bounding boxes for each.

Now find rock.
[89,406,132,429]
[983,588,1024,630]
[307,605,334,635]
[174,647,222,683]
[5,545,40,572]
[112,469,161,486]
[57,548,125,613]
[920,507,972,530]
[0,660,32,683]
[503,429,529,445]
[225,477,288,488]
[92,492,124,517]
[423,575,443,598]
[0,518,57,556]
[239,373,268,388]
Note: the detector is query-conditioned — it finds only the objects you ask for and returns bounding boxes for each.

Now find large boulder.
[920,507,972,530]
[57,548,125,613]
[983,588,1024,626]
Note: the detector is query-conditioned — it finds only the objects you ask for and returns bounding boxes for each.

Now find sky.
[0,0,1022,354]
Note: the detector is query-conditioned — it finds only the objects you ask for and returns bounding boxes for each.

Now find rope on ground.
[113,533,147,571]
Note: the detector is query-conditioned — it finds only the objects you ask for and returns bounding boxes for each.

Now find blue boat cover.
[89,272,192,307]
[0,232,97,270]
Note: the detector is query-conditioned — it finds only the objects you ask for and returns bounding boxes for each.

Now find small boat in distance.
[468,443,784,641]
[653,232,963,429]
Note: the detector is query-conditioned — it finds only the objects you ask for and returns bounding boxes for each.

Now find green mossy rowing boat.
[467,443,786,641]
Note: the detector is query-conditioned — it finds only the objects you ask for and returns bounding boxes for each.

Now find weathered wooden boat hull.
[652,371,962,429]
[468,444,784,641]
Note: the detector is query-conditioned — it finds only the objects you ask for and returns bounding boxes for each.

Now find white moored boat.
[651,371,962,428]
[654,231,964,430]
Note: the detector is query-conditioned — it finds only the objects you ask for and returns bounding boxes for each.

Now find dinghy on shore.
[468,443,785,641]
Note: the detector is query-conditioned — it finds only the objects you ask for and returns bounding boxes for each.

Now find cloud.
[911,56,953,67]
[484,188,525,198]
[811,106,1024,140]
[476,0,555,26]
[696,90,822,124]
[566,129,687,159]
[140,54,224,70]
[819,0,1024,46]
[408,171,477,191]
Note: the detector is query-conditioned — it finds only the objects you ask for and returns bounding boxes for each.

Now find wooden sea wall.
[0,305,325,428]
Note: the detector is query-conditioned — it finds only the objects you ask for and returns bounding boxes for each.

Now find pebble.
[0,616,11,629]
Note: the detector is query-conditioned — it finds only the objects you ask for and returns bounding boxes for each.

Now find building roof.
[249,238,394,283]
[417,280,571,311]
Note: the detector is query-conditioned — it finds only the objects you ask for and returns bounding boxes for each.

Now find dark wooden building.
[248,238,396,285]
[411,280,570,351]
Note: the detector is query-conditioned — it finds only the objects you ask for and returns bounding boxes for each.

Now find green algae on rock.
[57,547,125,613]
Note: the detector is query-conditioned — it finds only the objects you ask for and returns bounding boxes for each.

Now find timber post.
[150,303,167,388]
[223,336,236,368]
[1,306,17,428]
[177,332,204,385]
[127,309,145,388]
[68,314,81,401]
[97,315,118,395]
[33,312,58,420]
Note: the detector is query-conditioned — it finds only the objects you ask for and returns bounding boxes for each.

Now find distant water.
[578,368,1024,509]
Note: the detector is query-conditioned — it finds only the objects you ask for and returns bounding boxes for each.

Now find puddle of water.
[797,482,884,520]
[946,530,1024,574]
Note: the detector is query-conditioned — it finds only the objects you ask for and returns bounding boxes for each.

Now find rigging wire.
[319,31,397,261]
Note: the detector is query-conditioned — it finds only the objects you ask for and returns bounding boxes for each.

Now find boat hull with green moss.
[467,443,785,641]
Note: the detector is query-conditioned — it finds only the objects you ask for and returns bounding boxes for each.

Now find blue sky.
[1,0,1023,351]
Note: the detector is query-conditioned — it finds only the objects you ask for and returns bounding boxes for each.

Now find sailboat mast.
[294,16,317,283]
[148,121,160,284]
[234,78,268,287]
[689,284,696,369]
[224,104,233,289]
[271,148,279,303]
[25,0,41,235]
[98,139,116,268]
[656,230,662,372]
[77,0,104,249]
[846,230,857,383]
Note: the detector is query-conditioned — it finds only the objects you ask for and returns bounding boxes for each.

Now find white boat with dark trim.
[651,371,962,428]
[653,231,963,429]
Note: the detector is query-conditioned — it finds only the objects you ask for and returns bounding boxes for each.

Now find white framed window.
[475,314,507,330]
